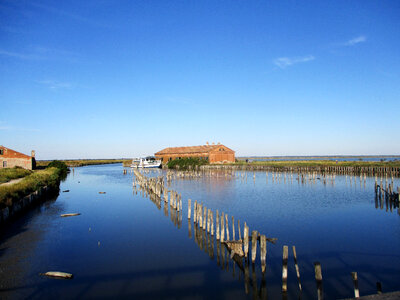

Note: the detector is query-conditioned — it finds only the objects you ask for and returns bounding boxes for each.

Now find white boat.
[130,157,161,168]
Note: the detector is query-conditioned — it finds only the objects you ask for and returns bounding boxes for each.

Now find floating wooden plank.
[60,213,81,217]
[98,192,106,194]
[40,271,73,279]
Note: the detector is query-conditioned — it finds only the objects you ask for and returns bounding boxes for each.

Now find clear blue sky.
[1,0,399,159]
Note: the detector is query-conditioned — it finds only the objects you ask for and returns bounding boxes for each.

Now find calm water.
[0,164,399,299]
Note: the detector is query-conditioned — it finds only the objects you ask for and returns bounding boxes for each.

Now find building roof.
[0,145,32,159]
[155,144,234,155]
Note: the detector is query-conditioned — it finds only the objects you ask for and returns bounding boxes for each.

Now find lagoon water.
[1,164,399,299]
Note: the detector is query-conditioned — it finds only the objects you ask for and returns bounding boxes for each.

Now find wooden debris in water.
[62,190,70,193]
[60,213,81,217]
[223,240,244,258]
[292,246,302,292]
[251,230,258,263]
[314,262,323,300]
[98,192,106,194]
[40,271,73,279]
[282,245,288,293]
[351,271,360,298]
[260,235,267,273]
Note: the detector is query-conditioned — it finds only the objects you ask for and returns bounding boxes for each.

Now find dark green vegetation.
[0,167,32,184]
[167,157,209,170]
[37,159,126,168]
[0,161,67,209]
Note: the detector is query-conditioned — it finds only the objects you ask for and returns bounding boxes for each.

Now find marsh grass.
[0,167,32,184]
[0,167,62,209]
[37,159,125,168]
[231,160,400,168]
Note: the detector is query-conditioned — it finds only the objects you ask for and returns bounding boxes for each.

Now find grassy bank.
[0,167,65,209]
[37,159,128,168]
[232,160,400,168]
[0,167,32,184]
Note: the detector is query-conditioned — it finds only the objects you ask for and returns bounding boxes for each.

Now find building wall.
[155,150,235,164]
[0,147,35,170]
[0,157,34,170]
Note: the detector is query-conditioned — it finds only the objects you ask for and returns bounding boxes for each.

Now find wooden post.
[203,205,207,229]
[260,235,267,273]
[199,204,203,227]
[238,220,241,240]
[221,212,225,242]
[216,210,220,240]
[282,245,288,294]
[314,262,323,300]
[194,200,197,223]
[351,272,360,298]
[244,223,249,258]
[211,210,214,236]
[225,214,229,240]
[188,199,191,219]
[251,230,258,263]
[232,216,235,240]
[207,209,211,233]
[292,246,302,292]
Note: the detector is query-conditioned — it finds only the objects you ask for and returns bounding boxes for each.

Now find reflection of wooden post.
[188,199,191,219]
[351,272,360,298]
[376,282,382,294]
[225,214,229,240]
[221,212,225,242]
[232,216,235,240]
[188,220,192,239]
[292,246,302,292]
[282,246,288,293]
[314,262,323,300]
[260,235,267,273]
[251,230,258,263]
[216,210,220,240]
[252,264,258,298]
[244,223,249,258]
[244,260,250,294]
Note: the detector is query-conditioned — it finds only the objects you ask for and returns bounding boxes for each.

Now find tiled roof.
[155,145,227,155]
[0,146,32,159]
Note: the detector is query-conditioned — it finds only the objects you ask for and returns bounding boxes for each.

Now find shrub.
[167,157,208,170]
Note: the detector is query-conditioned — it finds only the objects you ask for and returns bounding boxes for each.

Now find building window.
[0,149,3,155]
[3,161,7,168]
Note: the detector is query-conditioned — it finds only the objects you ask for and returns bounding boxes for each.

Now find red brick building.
[155,143,235,164]
[0,146,36,170]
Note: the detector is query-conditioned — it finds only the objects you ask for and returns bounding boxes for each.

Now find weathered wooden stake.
[216,210,220,240]
[221,212,225,242]
[260,234,267,273]
[207,209,211,233]
[244,223,249,258]
[232,216,235,240]
[225,214,229,240]
[238,220,241,240]
[351,272,360,298]
[314,262,323,300]
[251,230,258,263]
[211,211,214,236]
[282,245,288,293]
[203,206,207,229]
[292,246,302,292]
[188,199,191,219]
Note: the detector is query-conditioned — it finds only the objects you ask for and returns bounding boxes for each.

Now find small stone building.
[0,146,36,170]
[155,143,235,164]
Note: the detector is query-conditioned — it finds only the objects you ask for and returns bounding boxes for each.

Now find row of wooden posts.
[201,164,400,177]
[133,169,392,299]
